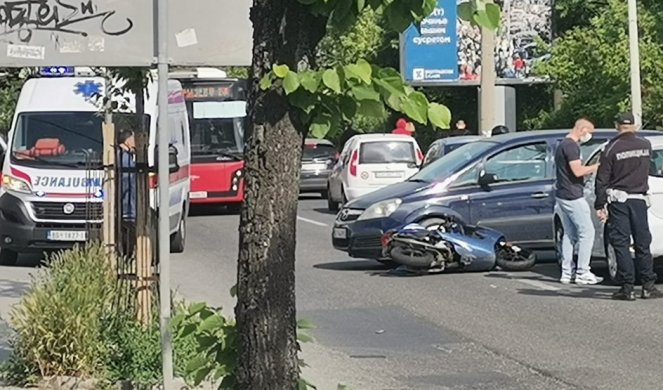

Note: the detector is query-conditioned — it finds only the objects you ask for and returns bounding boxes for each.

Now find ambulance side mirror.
[168,145,179,174]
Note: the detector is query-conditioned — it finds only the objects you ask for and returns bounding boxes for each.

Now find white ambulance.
[0,71,191,265]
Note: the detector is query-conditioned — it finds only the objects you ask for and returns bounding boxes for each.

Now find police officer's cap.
[615,112,635,125]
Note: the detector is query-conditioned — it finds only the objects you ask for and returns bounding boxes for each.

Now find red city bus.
[171,69,247,208]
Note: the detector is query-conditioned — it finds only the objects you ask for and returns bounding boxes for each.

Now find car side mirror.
[478,172,497,188]
[168,146,179,174]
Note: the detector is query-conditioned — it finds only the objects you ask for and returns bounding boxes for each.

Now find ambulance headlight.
[2,175,32,194]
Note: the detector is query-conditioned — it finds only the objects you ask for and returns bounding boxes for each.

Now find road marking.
[297,216,329,227]
[513,278,562,292]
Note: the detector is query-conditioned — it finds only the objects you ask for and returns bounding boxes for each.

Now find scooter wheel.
[389,246,436,269]
[496,246,536,271]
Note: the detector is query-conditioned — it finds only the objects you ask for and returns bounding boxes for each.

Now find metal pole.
[479,26,496,137]
[627,0,642,127]
[156,0,173,387]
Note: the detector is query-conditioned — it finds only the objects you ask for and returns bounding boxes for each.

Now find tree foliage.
[260,0,502,140]
[529,0,663,129]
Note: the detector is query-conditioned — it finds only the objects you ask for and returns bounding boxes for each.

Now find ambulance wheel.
[170,216,186,253]
[0,249,18,266]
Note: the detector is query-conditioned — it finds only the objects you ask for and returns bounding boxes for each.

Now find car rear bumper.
[299,177,328,192]
[0,193,101,253]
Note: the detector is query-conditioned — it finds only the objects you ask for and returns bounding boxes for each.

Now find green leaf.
[485,3,501,30]
[356,0,365,12]
[428,103,452,129]
[297,329,315,343]
[340,96,358,121]
[229,284,237,298]
[458,2,474,21]
[357,99,386,118]
[384,0,414,33]
[298,0,318,4]
[289,90,317,114]
[199,314,224,332]
[351,85,380,101]
[189,302,206,315]
[332,0,354,26]
[297,319,316,330]
[310,113,332,138]
[298,377,317,390]
[185,355,208,374]
[272,64,290,78]
[300,71,322,93]
[345,60,372,84]
[220,374,237,390]
[322,69,342,93]
[473,5,500,31]
[179,323,197,338]
[259,74,272,91]
[283,71,301,94]
[400,91,429,124]
[193,366,213,385]
[213,366,228,380]
[170,313,185,330]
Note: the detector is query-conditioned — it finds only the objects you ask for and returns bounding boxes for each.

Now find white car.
[326,133,423,212]
[553,135,663,281]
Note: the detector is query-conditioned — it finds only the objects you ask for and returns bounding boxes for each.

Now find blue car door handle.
[531,192,549,199]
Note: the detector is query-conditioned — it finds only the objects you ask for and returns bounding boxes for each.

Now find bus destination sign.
[183,85,233,99]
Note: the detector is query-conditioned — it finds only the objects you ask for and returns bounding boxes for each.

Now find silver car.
[300,138,338,198]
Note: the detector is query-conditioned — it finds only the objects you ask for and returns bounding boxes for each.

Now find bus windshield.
[190,101,246,161]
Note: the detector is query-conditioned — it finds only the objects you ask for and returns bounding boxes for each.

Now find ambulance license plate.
[47,231,87,242]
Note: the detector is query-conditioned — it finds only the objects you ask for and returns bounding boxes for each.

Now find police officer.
[595,112,663,300]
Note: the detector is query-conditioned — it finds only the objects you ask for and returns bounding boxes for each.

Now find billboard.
[0,0,252,67]
[401,0,553,85]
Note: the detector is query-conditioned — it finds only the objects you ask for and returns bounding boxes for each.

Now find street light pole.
[479,26,496,137]
[156,0,174,388]
[627,0,642,127]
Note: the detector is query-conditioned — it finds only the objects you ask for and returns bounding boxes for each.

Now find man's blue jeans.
[556,197,596,277]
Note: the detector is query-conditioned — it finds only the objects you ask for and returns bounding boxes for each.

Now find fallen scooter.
[381,218,536,274]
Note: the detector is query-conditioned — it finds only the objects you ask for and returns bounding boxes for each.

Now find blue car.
[331,128,661,261]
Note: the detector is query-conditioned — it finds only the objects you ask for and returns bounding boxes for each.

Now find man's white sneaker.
[575,272,603,285]
[560,275,574,284]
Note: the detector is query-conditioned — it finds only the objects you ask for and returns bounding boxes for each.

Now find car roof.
[430,135,483,146]
[489,128,661,143]
[645,135,663,147]
[349,133,417,142]
[304,138,334,146]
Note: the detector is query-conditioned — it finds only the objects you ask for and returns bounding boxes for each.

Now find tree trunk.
[235,1,325,389]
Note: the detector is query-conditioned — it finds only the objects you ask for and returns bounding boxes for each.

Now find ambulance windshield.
[10,112,150,168]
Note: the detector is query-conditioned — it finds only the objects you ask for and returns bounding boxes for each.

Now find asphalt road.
[2,197,663,389]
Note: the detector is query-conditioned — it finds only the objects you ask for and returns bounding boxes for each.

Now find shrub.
[7,243,116,380]
[0,243,198,388]
[173,300,316,390]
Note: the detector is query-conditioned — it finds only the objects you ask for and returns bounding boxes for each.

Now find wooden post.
[135,129,152,325]
[102,122,117,262]
[134,86,153,326]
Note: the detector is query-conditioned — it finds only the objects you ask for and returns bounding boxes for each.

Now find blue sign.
[401,0,458,83]
[74,80,102,98]
[39,66,75,77]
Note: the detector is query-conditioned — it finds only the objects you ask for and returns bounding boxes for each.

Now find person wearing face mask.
[595,112,662,300]
[555,118,601,285]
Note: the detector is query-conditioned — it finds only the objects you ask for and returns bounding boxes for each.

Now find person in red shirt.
[392,118,415,136]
